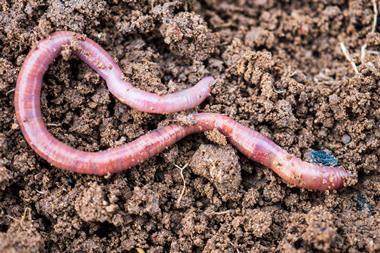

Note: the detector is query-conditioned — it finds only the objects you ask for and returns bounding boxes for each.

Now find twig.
[360,0,378,63]
[361,44,368,64]
[6,88,15,96]
[174,163,188,205]
[35,189,46,194]
[229,242,241,253]
[205,209,234,216]
[340,42,359,74]
[371,0,378,34]
[6,208,31,229]
[46,123,62,127]
[273,87,286,94]
[367,50,380,55]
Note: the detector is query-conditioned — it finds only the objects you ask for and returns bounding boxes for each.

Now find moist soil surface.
[1,1,380,252]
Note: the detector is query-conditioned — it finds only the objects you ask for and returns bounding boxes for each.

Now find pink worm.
[17,31,213,114]
[15,32,353,191]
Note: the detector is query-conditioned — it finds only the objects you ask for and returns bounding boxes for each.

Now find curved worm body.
[17,31,213,114]
[15,32,352,191]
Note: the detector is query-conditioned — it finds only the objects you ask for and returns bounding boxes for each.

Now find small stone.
[105,204,117,213]
[308,150,338,167]
[342,134,352,145]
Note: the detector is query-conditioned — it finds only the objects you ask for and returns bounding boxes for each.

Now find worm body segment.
[17,31,213,114]
[15,32,352,191]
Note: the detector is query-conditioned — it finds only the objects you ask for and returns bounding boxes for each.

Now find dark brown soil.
[1,0,380,252]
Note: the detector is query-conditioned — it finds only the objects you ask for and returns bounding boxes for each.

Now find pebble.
[342,134,352,145]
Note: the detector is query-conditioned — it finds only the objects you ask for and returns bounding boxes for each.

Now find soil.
[0,0,380,252]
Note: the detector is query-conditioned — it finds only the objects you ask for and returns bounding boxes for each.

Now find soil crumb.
[74,182,119,223]
[0,166,12,191]
[0,209,44,253]
[190,144,241,201]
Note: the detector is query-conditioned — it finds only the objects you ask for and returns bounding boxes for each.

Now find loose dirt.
[0,0,379,252]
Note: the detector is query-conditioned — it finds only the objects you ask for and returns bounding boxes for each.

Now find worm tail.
[193,113,353,191]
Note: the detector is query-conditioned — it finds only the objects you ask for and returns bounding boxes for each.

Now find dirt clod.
[0,209,44,253]
[0,166,12,191]
[160,12,219,61]
[125,185,161,216]
[74,182,119,223]
[190,144,241,201]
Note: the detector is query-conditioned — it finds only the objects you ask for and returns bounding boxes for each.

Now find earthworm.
[15,32,353,191]
[16,31,213,114]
